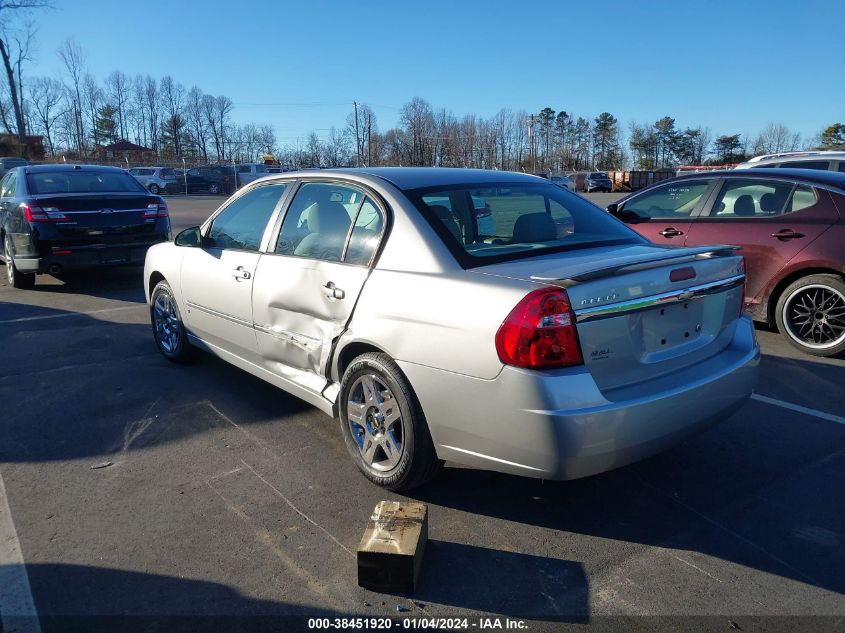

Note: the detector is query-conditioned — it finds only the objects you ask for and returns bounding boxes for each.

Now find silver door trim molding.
[185,300,253,328]
[573,274,745,323]
[253,324,321,350]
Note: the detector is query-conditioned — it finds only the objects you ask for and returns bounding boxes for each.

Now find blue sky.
[25,0,845,145]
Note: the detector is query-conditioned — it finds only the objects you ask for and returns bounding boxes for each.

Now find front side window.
[407,182,642,267]
[625,181,712,219]
[837,162,845,173]
[709,180,795,217]
[206,182,287,251]
[276,182,374,263]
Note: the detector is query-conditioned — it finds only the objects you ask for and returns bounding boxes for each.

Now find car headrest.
[428,204,462,242]
[513,212,556,242]
[733,195,756,217]
[307,201,351,234]
[759,193,782,214]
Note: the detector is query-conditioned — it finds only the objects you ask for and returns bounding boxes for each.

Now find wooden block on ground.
[357,501,428,593]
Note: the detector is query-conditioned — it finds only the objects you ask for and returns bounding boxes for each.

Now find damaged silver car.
[144,168,759,490]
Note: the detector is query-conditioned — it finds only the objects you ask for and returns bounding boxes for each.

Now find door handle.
[322,281,345,300]
[231,266,251,280]
[659,227,684,238]
[771,229,805,240]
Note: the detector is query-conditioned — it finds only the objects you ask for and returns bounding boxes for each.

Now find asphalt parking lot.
[1,193,844,631]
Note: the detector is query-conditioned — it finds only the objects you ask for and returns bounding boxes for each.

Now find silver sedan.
[144,168,759,490]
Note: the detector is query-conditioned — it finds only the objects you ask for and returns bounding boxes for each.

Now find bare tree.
[159,75,184,156]
[105,70,130,140]
[29,75,65,155]
[752,122,802,156]
[57,38,86,153]
[0,0,52,144]
[82,72,102,146]
[185,86,208,161]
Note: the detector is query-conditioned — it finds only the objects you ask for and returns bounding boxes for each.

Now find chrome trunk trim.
[573,274,745,323]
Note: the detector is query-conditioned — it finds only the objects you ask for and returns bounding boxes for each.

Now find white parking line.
[0,305,142,325]
[0,469,41,633]
[751,393,845,426]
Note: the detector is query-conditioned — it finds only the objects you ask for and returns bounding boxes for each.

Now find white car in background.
[735,151,845,172]
[550,175,575,191]
[128,167,177,194]
[236,163,270,186]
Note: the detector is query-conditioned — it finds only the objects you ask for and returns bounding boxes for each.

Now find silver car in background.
[128,166,177,194]
[144,168,759,490]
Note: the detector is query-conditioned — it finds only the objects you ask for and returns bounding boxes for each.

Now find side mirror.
[174,226,202,247]
[606,203,619,215]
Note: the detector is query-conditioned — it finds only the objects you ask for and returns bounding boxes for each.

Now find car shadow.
[2,563,350,632]
[416,541,587,621]
[29,267,147,302]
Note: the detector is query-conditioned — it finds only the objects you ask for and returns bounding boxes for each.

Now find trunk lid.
[473,244,746,393]
[33,193,158,239]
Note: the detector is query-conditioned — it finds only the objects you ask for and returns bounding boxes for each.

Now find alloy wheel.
[346,374,404,472]
[153,291,181,353]
[782,284,845,350]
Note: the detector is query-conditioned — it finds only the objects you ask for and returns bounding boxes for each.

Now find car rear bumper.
[398,316,760,480]
[14,239,168,273]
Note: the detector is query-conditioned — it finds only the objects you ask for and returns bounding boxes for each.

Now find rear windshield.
[27,171,147,195]
[406,182,643,267]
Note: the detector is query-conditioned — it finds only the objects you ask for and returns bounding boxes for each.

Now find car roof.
[276,167,545,190]
[23,164,130,174]
[663,168,845,190]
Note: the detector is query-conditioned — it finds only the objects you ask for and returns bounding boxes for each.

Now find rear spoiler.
[532,245,742,287]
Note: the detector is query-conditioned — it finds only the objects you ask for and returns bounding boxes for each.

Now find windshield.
[27,171,147,194]
[590,172,609,179]
[407,182,643,267]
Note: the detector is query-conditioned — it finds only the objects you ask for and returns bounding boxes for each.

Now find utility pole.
[353,101,361,167]
[366,110,372,167]
[528,115,536,173]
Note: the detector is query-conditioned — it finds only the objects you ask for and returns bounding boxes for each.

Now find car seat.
[428,205,462,242]
[293,201,352,261]
[512,212,557,242]
[733,195,756,217]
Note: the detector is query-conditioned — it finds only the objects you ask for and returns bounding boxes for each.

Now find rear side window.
[788,185,817,213]
[625,181,712,219]
[1,171,16,197]
[783,160,829,170]
[206,182,287,251]
[709,180,794,217]
[408,182,641,267]
[26,171,146,194]
[838,163,845,173]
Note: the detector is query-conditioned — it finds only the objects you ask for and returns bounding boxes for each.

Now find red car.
[608,168,845,357]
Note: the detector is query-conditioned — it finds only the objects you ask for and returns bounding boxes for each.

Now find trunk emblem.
[99,208,115,214]
[580,293,619,306]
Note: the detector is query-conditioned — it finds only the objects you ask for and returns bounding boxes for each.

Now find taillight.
[23,203,69,222]
[495,287,583,369]
[143,198,169,219]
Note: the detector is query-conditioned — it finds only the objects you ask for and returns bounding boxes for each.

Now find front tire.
[775,274,845,357]
[208,182,221,195]
[4,236,35,289]
[150,280,195,363]
[338,352,441,491]
[148,183,160,194]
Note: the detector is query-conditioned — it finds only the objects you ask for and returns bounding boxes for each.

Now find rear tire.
[775,274,845,357]
[3,236,35,289]
[150,280,195,363]
[338,352,442,491]
[148,183,160,194]
[208,182,221,195]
